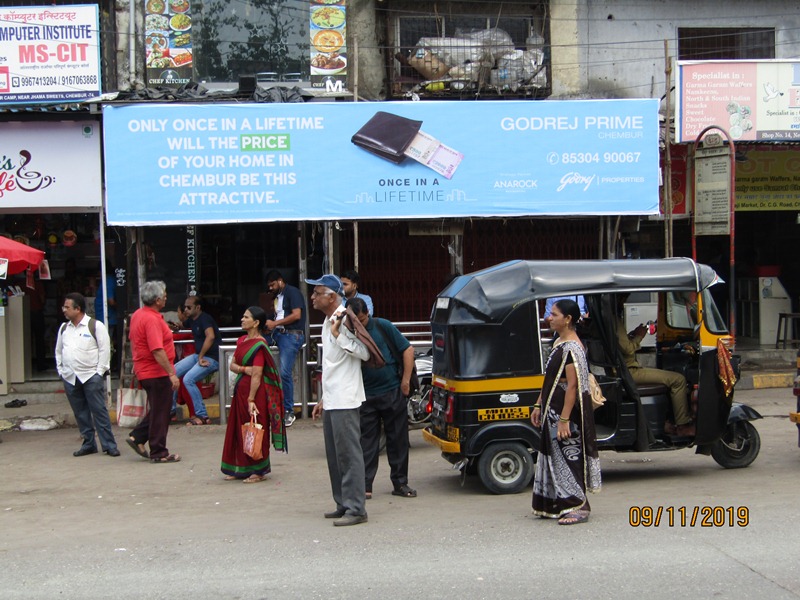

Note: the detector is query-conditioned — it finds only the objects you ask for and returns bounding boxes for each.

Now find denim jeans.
[63,373,117,453]
[172,354,219,419]
[274,330,304,414]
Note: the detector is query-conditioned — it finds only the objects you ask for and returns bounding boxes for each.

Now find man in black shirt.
[173,295,221,425]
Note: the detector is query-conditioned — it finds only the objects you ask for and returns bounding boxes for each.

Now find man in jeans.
[172,295,221,425]
[55,292,119,457]
[265,269,306,427]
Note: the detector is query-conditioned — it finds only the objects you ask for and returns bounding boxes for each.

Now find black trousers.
[359,387,409,492]
[130,376,173,460]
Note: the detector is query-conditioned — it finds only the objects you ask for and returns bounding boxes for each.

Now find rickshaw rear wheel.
[711,421,761,469]
[477,442,534,494]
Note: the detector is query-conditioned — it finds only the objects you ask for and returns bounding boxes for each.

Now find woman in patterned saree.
[531,298,601,524]
[221,306,287,483]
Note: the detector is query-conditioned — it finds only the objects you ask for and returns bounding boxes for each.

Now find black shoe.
[333,514,368,527]
[324,509,346,519]
[104,448,121,457]
[73,447,98,457]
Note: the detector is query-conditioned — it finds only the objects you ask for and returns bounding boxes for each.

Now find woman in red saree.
[221,306,287,483]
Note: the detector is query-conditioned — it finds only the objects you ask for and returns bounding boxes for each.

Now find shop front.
[0,118,110,390]
[675,60,800,345]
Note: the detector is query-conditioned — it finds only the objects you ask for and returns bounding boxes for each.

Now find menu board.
[309,0,347,89]
[144,0,193,88]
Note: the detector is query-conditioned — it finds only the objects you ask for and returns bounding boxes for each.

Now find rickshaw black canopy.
[440,258,720,323]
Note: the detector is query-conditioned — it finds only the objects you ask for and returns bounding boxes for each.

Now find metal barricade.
[176,321,429,423]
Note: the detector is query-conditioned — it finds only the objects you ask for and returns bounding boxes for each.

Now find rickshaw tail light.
[445,394,455,423]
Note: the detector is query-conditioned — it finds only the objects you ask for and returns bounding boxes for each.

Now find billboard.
[0,4,101,103]
[677,60,800,142]
[102,99,659,225]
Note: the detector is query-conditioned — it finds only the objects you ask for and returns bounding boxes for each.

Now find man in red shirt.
[126,280,181,463]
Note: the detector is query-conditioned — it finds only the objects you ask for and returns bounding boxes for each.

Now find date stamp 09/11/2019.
[629,506,749,528]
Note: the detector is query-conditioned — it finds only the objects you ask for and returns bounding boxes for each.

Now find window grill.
[678,28,775,61]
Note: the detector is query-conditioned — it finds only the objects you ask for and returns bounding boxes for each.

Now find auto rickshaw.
[422,258,762,494]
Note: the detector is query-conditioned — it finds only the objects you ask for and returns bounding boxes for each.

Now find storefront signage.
[677,60,800,142]
[694,145,731,236]
[0,121,101,209]
[735,149,800,211]
[0,5,101,103]
[144,0,192,88]
[309,0,347,89]
[102,99,659,225]
[185,225,196,294]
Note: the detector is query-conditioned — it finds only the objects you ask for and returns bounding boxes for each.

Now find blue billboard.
[103,99,659,225]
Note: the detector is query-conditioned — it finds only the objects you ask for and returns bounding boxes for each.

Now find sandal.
[125,437,149,459]
[4,399,27,408]
[365,492,372,500]
[224,475,238,481]
[151,454,181,464]
[187,416,212,426]
[558,510,589,525]
[243,474,265,484]
[391,484,417,498]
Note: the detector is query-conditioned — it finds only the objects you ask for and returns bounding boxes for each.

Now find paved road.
[1,387,797,599]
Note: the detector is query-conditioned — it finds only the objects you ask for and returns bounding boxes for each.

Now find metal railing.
[176,321,431,425]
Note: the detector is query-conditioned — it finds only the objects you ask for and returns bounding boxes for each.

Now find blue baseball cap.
[305,274,344,296]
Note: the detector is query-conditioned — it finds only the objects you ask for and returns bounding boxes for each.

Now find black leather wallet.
[351,111,423,164]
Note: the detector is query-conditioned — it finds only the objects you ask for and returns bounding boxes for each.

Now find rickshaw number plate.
[446,426,459,441]
[478,407,530,422]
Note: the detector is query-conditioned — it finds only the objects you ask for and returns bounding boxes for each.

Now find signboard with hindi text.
[0,4,101,103]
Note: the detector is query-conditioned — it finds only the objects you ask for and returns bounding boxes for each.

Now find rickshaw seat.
[636,383,669,397]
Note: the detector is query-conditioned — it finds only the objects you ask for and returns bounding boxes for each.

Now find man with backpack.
[55,292,119,457]
[346,297,417,499]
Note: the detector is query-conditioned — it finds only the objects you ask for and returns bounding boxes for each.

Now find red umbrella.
[0,236,45,276]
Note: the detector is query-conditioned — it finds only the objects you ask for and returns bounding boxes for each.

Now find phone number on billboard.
[15,75,97,87]
[549,152,641,164]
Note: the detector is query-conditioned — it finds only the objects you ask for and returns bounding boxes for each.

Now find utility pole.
[663,40,674,258]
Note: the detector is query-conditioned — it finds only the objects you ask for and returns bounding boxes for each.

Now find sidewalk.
[0,393,226,432]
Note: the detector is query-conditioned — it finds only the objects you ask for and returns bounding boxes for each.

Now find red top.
[129,305,176,380]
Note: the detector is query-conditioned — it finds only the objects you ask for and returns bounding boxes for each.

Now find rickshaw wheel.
[711,421,761,469]
[477,442,534,494]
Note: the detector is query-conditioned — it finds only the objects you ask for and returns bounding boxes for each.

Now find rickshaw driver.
[615,294,695,437]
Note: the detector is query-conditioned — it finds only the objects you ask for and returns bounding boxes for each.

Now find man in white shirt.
[309,274,370,527]
[55,292,119,457]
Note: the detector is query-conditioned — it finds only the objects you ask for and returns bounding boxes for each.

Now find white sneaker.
[284,412,296,427]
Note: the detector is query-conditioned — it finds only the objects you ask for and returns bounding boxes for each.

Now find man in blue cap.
[308,274,370,527]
